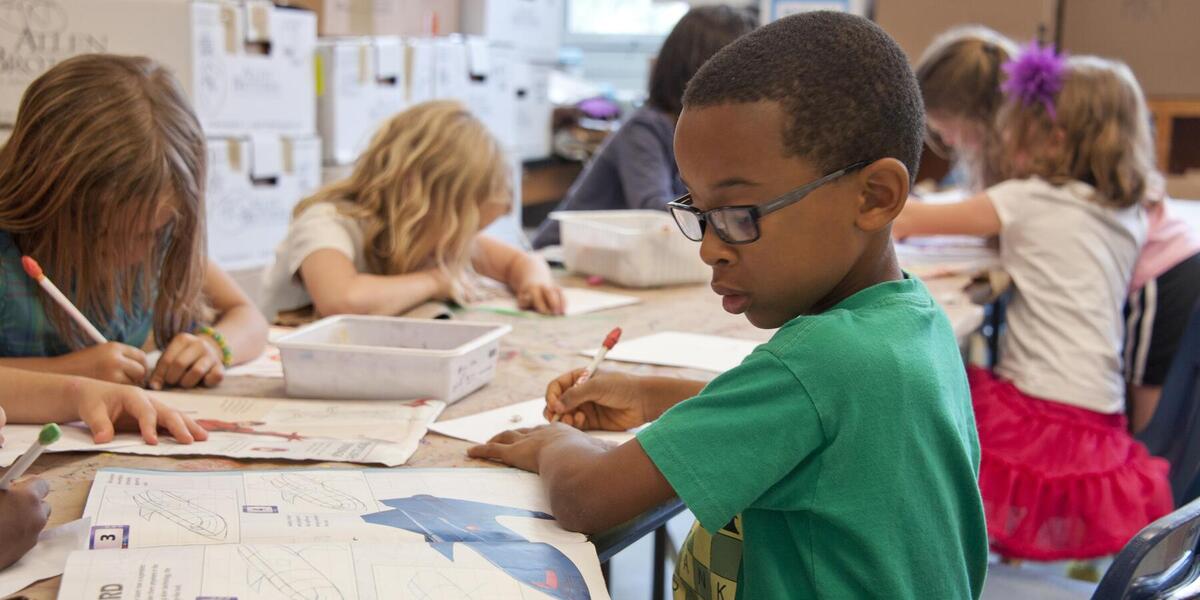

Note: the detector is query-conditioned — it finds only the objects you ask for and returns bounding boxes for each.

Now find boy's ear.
[855,158,909,233]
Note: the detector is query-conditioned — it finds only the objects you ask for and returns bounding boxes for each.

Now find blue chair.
[1138,298,1200,506]
[1091,496,1200,598]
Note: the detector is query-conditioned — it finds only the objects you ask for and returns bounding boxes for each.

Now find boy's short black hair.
[682,11,925,182]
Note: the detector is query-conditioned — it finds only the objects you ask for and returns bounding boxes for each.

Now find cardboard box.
[206,135,322,270]
[873,0,1056,63]
[0,0,316,135]
[513,61,553,160]
[1061,0,1200,97]
[318,37,407,165]
[406,37,438,103]
[464,38,518,150]
[283,0,458,36]
[460,0,563,60]
[432,35,470,102]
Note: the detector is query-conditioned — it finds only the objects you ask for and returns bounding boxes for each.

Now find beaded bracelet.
[195,325,233,367]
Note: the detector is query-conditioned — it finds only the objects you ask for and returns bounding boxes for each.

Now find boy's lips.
[712,283,751,314]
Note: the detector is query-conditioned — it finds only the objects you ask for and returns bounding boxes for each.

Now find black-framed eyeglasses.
[666,160,870,245]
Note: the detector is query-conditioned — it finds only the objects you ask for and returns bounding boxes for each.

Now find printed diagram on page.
[71,468,610,599]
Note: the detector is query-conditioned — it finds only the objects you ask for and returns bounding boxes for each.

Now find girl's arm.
[891,192,1002,239]
[0,366,206,444]
[299,249,451,317]
[148,260,268,389]
[471,235,564,315]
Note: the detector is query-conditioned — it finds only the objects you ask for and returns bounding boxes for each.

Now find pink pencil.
[551,327,622,423]
[22,256,106,345]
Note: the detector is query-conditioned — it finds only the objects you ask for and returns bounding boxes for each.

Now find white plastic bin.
[274,316,511,403]
[551,210,709,287]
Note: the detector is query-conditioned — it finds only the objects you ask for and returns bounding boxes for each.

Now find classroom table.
[11,274,983,600]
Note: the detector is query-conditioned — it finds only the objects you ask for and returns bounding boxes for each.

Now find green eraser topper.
[38,423,62,445]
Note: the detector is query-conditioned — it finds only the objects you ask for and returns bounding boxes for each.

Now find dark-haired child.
[472,12,987,599]
[531,5,755,248]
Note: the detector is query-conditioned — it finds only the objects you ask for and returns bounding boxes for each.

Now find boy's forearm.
[639,376,706,419]
[537,434,677,534]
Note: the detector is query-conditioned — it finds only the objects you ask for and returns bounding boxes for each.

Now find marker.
[22,256,106,345]
[552,327,622,423]
[0,424,62,491]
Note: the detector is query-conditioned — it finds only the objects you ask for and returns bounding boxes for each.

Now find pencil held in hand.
[22,256,106,345]
[551,327,622,423]
[0,424,62,490]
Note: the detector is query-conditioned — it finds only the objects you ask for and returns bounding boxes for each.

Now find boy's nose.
[699,228,736,266]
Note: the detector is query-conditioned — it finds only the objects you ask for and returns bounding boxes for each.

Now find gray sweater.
[532,106,686,248]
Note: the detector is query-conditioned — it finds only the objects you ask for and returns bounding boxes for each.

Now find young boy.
[469,11,988,598]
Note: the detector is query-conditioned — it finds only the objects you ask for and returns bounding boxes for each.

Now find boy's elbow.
[545,470,617,534]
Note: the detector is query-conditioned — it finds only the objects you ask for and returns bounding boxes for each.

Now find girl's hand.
[544,368,650,431]
[58,342,147,385]
[516,279,565,315]
[0,477,50,570]
[148,333,224,390]
[71,378,208,444]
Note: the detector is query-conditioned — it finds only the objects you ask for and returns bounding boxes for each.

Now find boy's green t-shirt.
[637,276,988,599]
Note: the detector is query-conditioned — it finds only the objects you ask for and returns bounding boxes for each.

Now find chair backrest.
[1093,496,1200,599]
[1138,298,1200,506]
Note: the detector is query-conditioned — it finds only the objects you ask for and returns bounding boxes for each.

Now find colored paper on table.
[583,331,761,373]
[429,398,639,446]
[472,287,640,316]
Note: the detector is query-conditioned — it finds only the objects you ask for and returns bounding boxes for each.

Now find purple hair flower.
[1001,42,1067,120]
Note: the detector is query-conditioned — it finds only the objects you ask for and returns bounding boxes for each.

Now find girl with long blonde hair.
[262,100,562,320]
[894,50,1173,560]
[0,54,267,393]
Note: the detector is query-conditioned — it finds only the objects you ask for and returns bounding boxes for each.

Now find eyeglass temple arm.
[756,161,871,217]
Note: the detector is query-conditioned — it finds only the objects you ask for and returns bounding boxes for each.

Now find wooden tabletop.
[11,274,981,600]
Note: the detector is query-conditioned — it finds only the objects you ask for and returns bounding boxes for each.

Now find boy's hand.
[59,342,147,386]
[545,368,650,431]
[516,279,565,316]
[468,424,607,472]
[149,333,224,390]
[0,477,50,570]
[72,379,208,445]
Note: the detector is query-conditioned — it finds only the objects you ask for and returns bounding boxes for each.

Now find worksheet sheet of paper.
[472,287,641,316]
[66,467,610,599]
[429,399,638,446]
[0,392,444,467]
[582,331,761,373]
[59,540,610,600]
[0,518,90,599]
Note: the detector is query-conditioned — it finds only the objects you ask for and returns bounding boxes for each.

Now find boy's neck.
[811,237,904,314]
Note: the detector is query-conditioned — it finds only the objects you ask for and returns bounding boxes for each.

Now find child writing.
[530,5,755,248]
[893,49,1174,560]
[0,54,268,391]
[470,13,987,598]
[0,469,47,571]
[915,26,1017,191]
[261,100,563,320]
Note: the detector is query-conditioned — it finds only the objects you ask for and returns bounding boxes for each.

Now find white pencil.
[0,424,62,491]
[22,256,106,345]
[551,327,622,423]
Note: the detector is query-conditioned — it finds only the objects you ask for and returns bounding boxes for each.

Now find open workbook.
[58,467,610,600]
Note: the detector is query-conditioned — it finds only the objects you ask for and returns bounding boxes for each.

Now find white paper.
[430,399,638,446]
[472,287,641,316]
[60,467,611,599]
[0,392,444,468]
[0,518,90,599]
[583,331,761,373]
